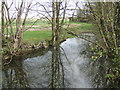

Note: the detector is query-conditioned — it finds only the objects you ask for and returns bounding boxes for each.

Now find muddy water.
[2,35,108,88]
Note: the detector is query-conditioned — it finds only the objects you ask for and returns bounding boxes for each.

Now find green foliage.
[90,42,105,61]
[90,42,120,88]
[112,57,120,63]
[105,74,115,78]
[2,48,10,55]
[91,56,98,61]
[111,56,120,78]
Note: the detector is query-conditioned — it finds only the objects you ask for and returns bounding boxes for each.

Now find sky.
[0,0,85,19]
[0,0,120,19]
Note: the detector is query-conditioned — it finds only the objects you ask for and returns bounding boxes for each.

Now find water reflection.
[2,59,29,88]
[2,37,109,88]
[50,45,64,88]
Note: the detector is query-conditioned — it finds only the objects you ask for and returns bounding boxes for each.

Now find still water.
[2,36,108,88]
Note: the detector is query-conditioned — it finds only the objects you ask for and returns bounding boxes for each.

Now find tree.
[32,1,68,87]
[2,0,32,54]
[87,2,120,57]
[1,1,5,47]
[87,2,120,88]
[51,0,61,46]
[33,0,68,46]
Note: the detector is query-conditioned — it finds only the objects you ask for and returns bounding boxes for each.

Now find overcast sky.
[0,0,120,19]
[0,0,87,19]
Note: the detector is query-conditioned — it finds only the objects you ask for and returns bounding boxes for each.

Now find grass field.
[22,22,96,44]
[1,19,96,45]
[23,31,52,44]
[68,22,97,34]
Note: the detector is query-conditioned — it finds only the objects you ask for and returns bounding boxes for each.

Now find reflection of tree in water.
[2,58,29,88]
[91,56,109,88]
[2,46,66,88]
[82,51,109,88]
[50,45,65,88]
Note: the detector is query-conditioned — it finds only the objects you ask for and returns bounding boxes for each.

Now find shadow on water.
[2,45,65,88]
[2,48,49,88]
[2,35,110,88]
[2,60,29,88]
[50,45,65,88]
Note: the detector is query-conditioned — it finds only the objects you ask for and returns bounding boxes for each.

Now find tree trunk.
[1,1,5,47]
[52,1,61,46]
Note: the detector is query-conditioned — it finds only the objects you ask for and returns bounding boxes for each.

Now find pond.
[2,34,109,88]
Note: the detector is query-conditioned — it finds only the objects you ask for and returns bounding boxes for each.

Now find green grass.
[1,19,51,28]
[22,30,74,45]
[69,22,97,34]
[2,20,97,45]
[23,31,52,44]
[80,23,96,30]
[25,19,51,26]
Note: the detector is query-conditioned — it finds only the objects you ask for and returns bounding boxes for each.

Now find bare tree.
[13,1,32,49]
[31,0,69,46]
[2,0,32,54]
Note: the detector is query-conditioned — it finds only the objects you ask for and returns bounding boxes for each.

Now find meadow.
[2,19,96,45]
[22,21,96,44]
